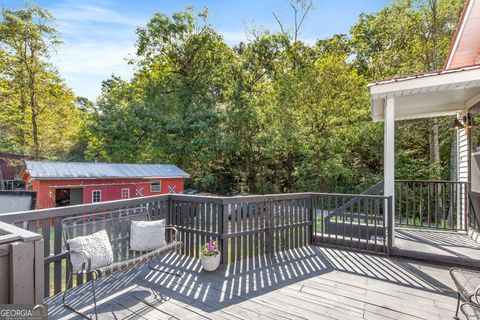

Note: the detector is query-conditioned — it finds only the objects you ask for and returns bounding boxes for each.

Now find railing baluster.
[364,198,369,250]
[342,196,346,246]
[427,183,432,228]
[41,219,51,297]
[53,217,62,295]
[412,182,416,226]
[419,182,424,227]
[398,182,402,226]
[435,183,439,228]
[450,183,454,229]
[238,202,243,261]
[374,198,378,251]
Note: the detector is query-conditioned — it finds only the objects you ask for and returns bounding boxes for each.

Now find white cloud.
[54,40,135,76]
[50,1,144,27]
[220,30,248,46]
[46,0,145,101]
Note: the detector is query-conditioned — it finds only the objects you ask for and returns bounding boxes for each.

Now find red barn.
[22,161,190,209]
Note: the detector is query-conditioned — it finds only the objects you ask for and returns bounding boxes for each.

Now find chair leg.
[62,271,99,320]
[148,259,182,278]
[454,292,461,320]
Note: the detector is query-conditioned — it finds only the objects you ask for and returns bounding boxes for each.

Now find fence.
[395,180,469,230]
[170,193,314,264]
[469,191,480,232]
[1,180,25,191]
[0,192,392,298]
[312,193,392,254]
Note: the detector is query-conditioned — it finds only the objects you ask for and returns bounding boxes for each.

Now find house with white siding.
[368,0,480,264]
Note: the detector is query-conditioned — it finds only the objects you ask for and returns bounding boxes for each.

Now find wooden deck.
[393,228,480,268]
[46,245,467,320]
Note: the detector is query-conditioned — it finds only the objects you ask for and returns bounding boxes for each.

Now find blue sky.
[3,0,391,101]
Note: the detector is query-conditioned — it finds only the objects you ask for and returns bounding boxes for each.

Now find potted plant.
[200,238,220,271]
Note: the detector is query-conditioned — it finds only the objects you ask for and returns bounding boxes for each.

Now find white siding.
[457,127,469,229]
[458,128,469,182]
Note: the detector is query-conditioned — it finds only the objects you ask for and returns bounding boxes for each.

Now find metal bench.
[61,207,182,319]
[460,303,480,320]
[450,267,480,319]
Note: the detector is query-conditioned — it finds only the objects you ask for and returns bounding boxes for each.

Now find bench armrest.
[461,302,480,319]
[67,249,92,274]
[165,226,179,243]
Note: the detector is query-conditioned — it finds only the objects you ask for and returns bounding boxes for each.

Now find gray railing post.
[309,194,315,244]
[0,222,44,304]
[220,200,229,264]
[166,196,172,243]
[387,195,393,255]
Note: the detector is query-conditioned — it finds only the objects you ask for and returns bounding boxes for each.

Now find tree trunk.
[30,88,40,157]
[429,118,440,179]
[19,89,28,149]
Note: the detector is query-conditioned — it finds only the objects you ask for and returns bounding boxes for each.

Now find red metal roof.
[445,0,480,69]
[370,0,480,87]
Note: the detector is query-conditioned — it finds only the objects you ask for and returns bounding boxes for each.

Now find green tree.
[0,3,82,158]
[350,0,465,180]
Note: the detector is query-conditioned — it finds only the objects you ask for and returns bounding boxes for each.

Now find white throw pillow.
[67,229,114,273]
[130,219,166,251]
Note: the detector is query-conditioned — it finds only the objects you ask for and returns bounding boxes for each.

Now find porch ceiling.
[369,66,480,122]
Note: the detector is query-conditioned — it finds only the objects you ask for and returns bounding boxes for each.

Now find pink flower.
[207,245,215,251]
[209,239,215,243]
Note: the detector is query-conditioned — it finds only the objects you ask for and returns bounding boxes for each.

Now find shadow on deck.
[393,228,480,268]
[46,245,461,320]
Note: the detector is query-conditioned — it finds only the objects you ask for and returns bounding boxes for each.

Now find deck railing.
[395,180,469,230]
[313,193,392,254]
[0,193,319,298]
[0,192,394,298]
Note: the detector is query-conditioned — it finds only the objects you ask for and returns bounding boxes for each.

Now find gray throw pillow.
[67,229,114,273]
[130,219,166,251]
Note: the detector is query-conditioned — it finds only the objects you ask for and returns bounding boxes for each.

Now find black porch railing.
[395,180,469,231]
[313,193,392,254]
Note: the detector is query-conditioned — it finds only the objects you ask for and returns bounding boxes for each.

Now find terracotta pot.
[201,252,221,271]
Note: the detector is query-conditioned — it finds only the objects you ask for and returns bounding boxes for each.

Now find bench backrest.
[62,207,151,262]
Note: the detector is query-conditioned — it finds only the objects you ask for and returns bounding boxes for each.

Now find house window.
[150,181,161,192]
[92,190,101,203]
[121,188,130,199]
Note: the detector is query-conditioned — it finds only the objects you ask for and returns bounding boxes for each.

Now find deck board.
[46,245,468,320]
[393,228,480,268]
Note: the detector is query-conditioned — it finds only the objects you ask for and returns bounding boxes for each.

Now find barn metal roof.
[24,161,190,180]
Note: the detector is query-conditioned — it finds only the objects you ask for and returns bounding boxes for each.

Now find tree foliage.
[0,0,467,193]
[88,1,465,194]
[0,3,84,158]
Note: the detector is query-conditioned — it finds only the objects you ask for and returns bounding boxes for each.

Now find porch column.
[384,97,395,247]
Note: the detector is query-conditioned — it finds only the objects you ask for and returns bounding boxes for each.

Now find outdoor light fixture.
[463,113,478,129]
[450,116,465,130]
